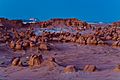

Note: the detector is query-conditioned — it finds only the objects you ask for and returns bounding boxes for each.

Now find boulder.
[22,41,29,48]
[11,57,22,66]
[64,65,76,73]
[28,55,43,67]
[83,64,96,72]
[15,43,22,50]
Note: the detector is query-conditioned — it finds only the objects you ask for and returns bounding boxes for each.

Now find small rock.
[11,57,22,66]
[64,65,76,73]
[83,64,96,72]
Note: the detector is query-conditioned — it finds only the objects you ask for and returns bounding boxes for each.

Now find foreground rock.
[11,57,23,66]
[83,64,97,72]
[28,55,43,67]
[64,65,76,73]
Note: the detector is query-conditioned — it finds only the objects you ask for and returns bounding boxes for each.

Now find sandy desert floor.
[0,42,120,80]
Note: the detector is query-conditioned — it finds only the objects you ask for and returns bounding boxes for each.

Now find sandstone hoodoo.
[64,65,76,73]
[83,64,97,72]
[28,55,43,67]
[11,57,23,66]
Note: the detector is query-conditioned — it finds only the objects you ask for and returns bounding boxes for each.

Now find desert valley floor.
[0,42,120,80]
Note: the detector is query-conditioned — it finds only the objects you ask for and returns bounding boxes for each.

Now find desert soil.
[0,42,120,80]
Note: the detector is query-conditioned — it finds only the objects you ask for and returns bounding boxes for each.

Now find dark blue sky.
[0,0,120,22]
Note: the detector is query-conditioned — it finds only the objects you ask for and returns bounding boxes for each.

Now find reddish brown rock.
[112,41,120,46]
[22,41,30,48]
[15,42,22,50]
[30,36,37,42]
[64,65,76,73]
[83,65,97,72]
[19,31,25,38]
[9,41,15,49]
[28,55,43,67]
[11,57,22,66]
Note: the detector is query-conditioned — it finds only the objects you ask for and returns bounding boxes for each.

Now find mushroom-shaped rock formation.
[28,55,43,67]
[64,65,76,73]
[11,57,22,66]
[83,64,97,72]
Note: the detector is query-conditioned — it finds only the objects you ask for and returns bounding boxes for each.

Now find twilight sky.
[0,0,120,22]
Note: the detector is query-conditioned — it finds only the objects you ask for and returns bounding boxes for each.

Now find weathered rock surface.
[83,64,97,72]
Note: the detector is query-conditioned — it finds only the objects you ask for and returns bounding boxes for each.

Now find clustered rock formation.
[1,18,120,49]
[37,18,91,30]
